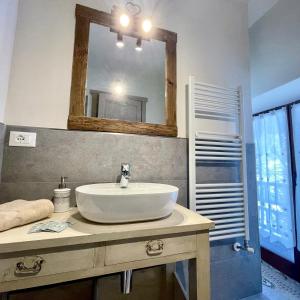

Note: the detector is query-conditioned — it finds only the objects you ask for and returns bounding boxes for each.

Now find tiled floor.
[242,261,300,300]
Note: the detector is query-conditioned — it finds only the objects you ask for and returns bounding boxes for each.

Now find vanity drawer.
[0,247,97,282]
[105,234,196,265]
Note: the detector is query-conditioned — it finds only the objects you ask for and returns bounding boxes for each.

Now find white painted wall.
[0,0,18,123]
[5,0,252,141]
[250,0,300,99]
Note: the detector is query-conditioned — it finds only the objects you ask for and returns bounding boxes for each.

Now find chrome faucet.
[120,163,130,188]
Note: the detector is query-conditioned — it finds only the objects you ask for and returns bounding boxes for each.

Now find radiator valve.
[233,241,255,254]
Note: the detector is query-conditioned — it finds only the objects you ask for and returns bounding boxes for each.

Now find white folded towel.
[0,199,54,232]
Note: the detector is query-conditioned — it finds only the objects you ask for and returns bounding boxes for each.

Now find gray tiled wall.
[176,144,262,300]
[0,126,187,206]
[210,144,262,300]
[0,125,261,299]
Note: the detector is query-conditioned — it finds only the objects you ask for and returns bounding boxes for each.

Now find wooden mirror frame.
[68,4,177,137]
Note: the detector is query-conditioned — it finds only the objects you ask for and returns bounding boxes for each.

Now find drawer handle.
[146,240,164,256]
[15,256,45,275]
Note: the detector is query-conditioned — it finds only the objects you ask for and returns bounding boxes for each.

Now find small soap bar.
[28,221,71,233]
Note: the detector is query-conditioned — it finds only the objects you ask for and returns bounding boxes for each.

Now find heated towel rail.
[188,76,250,242]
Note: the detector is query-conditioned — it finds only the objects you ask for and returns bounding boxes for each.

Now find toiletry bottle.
[53,177,71,213]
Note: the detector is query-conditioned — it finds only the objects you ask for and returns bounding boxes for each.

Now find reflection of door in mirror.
[85,90,147,122]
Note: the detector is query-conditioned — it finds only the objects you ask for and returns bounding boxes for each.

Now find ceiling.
[248,0,279,27]
[252,77,300,114]
[95,0,167,18]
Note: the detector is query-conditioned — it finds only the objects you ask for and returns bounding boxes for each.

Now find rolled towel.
[0,199,54,232]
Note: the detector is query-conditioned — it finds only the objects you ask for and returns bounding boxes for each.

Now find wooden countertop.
[0,205,214,254]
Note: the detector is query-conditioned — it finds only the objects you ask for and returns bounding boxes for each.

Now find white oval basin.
[75,183,179,223]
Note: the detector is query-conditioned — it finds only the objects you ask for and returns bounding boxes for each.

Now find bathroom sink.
[75,183,179,223]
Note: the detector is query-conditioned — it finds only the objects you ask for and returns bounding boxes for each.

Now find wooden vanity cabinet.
[0,205,214,300]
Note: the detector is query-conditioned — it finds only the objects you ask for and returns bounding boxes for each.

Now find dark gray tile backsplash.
[0,126,188,206]
[2,126,187,183]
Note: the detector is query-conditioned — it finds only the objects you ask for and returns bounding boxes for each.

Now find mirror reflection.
[85,23,165,124]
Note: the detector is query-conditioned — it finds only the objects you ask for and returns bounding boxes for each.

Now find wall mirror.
[68,4,177,137]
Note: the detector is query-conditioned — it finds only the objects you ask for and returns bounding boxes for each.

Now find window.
[291,103,300,252]
[253,108,296,262]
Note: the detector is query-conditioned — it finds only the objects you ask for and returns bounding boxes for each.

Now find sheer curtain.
[253,108,295,252]
[291,103,300,251]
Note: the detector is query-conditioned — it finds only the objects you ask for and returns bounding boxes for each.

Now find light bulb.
[115,84,123,95]
[142,19,152,33]
[119,13,130,27]
[112,81,125,96]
